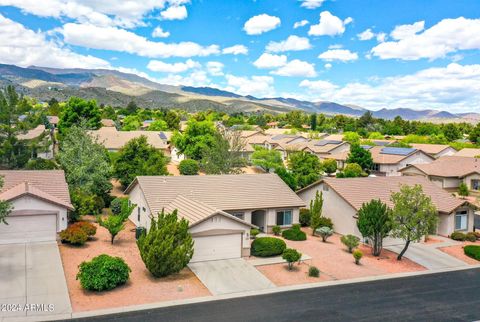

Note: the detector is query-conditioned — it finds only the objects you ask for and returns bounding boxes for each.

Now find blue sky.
[0,0,479,112]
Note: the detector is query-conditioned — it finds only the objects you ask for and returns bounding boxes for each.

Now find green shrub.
[70,189,99,221]
[110,197,127,215]
[282,225,307,241]
[178,159,199,175]
[25,159,58,170]
[316,226,334,242]
[299,208,311,227]
[464,245,480,261]
[353,249,363,265]
[318,217,333,229]
[451,231,466,241]
[59,226,88,245]
[272,225,281,236]
[474,231,480,240]
[251,237,286,257]
[458,182,469,197]
[250,228,260,238]
[76,254,131,291]
[465,232,477,242]
[341,234,360,253]
[292,223,301,230]
[308,266,320,277]
[73,221,97,237]
[282,248,302,270]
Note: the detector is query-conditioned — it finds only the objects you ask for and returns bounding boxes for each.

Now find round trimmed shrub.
[282,225,307,241]
[73,221,97,237]
[76,254,131,291]
[59,226,88,245]
[178,159,199,175]
[308,266,320,277]
[465,232,477,242]
[450,231,466,241]
[251,237,286,257]
[464,245,480,261]
[318,217,333,229]
[353,249,363,265]
[250,228,260,239]
[272,225,281,236]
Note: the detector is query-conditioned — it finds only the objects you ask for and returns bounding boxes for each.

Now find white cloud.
[318,49,358,61]
[272,59,316,77]
[376,32,387,43]
[293,20,309,29]
[390,21,425,40]
[222,44,248,55]
[157,70,211,87]
[225,74,275,97]
[160,5,187,20]
[299,63,480,112]
[206,61,224,76]
[324,63,332,69]
[243,14,281,35]
[357,28,374,41]
[266,35,312,52]
[300,0,326,9]
[372,17,480,60]
[152,26,170,38]
[253,53,288,69]
[308,11,352,36]
[59,23,220,58]
[147,59,200,73]
[0,14,109,68]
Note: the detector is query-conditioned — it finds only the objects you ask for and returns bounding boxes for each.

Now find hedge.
[251,237,286,257]
[282,225,307,241]
[76,254,131,291]
[464,245,480,261]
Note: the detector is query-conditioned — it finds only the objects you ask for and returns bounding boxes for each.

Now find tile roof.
[17,124,47,140]
[101,119,116,127]
[410,144,455,155]
[126,173,305,216]
[400,156,480,178]
[454,148,480,158]
[0,170,73,210]
[369,146,434,164]
[300,176,467,214]
[89,127,170,150]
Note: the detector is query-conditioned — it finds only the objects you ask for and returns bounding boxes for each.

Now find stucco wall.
[11,196,68,231]
[128,184,152,229]
[381,152,433,176]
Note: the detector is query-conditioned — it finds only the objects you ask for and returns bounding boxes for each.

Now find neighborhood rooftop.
[89,127,171,150]
[401,156,480,178]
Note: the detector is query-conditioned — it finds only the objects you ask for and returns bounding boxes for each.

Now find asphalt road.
[71,268,480,322]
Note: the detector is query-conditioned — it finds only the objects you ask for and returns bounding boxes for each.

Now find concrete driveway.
[0,242,72,319]
[189,258,275,295]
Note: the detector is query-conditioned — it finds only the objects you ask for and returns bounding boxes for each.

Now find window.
[276,210,292,226]
[137,207,141,222]
[231,212,245,220]
[471,180,480,191]
[455,211,468,231]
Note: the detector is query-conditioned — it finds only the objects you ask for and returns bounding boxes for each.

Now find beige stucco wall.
[11,196,68,232]
[381,151,433,176]
[435,147,457,158]
[464,173,480,190]
[128,184,152,229]
[437,207,474,236]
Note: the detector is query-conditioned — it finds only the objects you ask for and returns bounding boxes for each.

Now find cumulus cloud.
[372,17,480,60]
[357,28,374,41]
[243,14,281,35]
[293,20,309,29]
[308,11,352,36]
[222,44,248,55]
[272,59,317,77]
[160,5,187,20]
[0,14,110,68]
[152,26,170,38]
[299,63,480,112]
[266,35,312,52]
[206,61,224,76]
[225,74,275,97]
[59,23,220,58]
[147,59,199,73]
[318,49,358,61]
[253,53,288,69]
[157,70,211,87]
[324,63,332,69]
[300,0,326,9]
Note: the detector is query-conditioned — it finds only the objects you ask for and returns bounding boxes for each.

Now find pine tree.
[310,191,323,236]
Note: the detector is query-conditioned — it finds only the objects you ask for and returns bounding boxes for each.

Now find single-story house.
[410,144,457,158]
[297,176,475,239]
[400,156,480,192]
[302,139,350,161]
[125,173,305,262]
[454,148,480,158]
[0,170,73,244]
[16,124,54,159]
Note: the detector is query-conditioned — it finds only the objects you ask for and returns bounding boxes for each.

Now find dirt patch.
[167,162,180,176]
[422,236,444,245]
[438,242,479,265]
[256,262,332,286]
[59,219,210,312]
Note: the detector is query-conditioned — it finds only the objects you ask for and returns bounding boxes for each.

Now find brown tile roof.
[302,176,467,214]
[454,148,480,158]
[89,127,170,150]
[0,170,73,210]
[126,173,305,215]
[369,146,434,164]
[101,119,116,127]
[400,156,480,178]
[17,124,47,140]
[410,144,455,155]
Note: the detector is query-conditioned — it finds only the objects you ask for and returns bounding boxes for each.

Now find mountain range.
[0,63,476,121]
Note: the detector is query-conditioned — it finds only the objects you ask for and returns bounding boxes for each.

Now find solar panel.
[373,140,390,146]
[314,140,343,146]
[361,145,373,150]
[158,132,168,140]
[271,134,296,140]
[380,147,416,156]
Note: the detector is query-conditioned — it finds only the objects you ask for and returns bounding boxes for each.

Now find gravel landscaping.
[59,218,210,312]
[438,242,480,265]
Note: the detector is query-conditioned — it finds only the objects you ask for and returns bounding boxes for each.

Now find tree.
[282,248,302,270]
[341,235,360,253]
[172,120,217,160]
[343,132,361,144]
[287,151,322,189]
[286,111,304,129]
[357,199,392,256]
[0,176,12,225]
[58,97,101,135]
[164,110,181,130]
[322,159,337,175]
[97,200,135,244]
[200,129,246,174]
[147,119,168,131]
[442,123,461,142]
[458,182,469,197]
[310,113,317,131]
[346,144,373,171]
[47,97,61,116]
[316,226,333,242]
[469,123,480,144]
[178,159,199,175]
[390,184,437,260]
[126,101,138,114]
[274,166,297,190]
[251,147,283,172]
[114,136,169,187]
[137,210,194,277]
[25,159,58,170]
[336,163,364,178]
[358,111,374,130]
[309,191,323,236]
[121,115,141,131]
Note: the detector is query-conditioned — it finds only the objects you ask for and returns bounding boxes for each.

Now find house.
[47,115,59,128]
[101,118,116,127]
[17,124,54,159]
[125,174,305,262]
[454,148,480,158]
[410,144,457,158]
[297,176,475,239]
[302,139,350,161]
[400,156,480,192]
[0,170,73,244]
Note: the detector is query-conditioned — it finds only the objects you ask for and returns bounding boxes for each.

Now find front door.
[251,210,266,232]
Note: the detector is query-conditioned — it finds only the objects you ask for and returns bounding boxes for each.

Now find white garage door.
[0,214,57,244]
[191,234,242,263]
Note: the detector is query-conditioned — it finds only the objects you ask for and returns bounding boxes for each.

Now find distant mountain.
[0,63,476,120]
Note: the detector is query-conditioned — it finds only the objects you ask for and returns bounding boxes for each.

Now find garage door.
[0,214,57,244]
[191,234,242,263]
